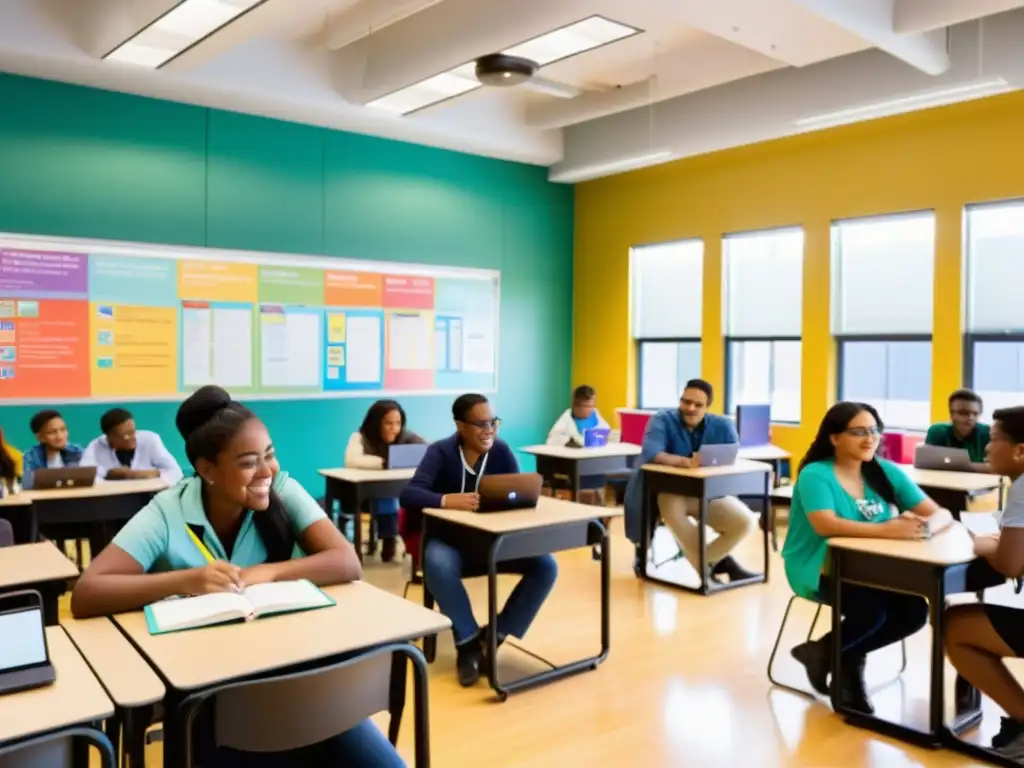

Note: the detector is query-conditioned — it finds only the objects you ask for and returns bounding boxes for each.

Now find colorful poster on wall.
[0,233,498,402]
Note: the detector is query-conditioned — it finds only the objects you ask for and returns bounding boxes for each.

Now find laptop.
[698,443,740,467]
[387,443,428,470]
[31,465,97,490]
[583,427,611,448]
[477,473,543,513]
[914,445,973,472]
[0,593,55,696]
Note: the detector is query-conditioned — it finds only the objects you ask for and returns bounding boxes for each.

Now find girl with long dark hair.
[72,386,402,766]
[0,426,22,494]
[344,399,425,562]
[782,401,943,713]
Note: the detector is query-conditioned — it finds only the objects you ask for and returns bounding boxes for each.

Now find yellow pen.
[185,525,216,563]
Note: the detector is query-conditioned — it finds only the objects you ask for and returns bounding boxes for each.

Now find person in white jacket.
[546,385,611,447]
[345,399,426,562]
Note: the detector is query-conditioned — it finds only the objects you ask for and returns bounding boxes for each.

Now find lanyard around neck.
[459,447,488,493]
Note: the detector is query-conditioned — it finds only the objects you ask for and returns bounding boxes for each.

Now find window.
[833,212,935,429]
[965,201,1024,419]
[631,240,703,408]
[723,228,803,423]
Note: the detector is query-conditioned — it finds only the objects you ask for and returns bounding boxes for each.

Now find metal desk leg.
[698,495,709,595]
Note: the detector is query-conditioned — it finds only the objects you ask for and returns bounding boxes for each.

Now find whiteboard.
[0,232,500,404]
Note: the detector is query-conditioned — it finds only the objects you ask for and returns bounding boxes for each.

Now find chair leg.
[767,595,818,698]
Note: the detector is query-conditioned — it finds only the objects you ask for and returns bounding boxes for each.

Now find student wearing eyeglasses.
[925,388,992,471]
[782,401,942,715]
[400,393,558,688]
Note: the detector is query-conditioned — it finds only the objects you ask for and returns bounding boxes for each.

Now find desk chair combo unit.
[637,459,772,595]
[521,443,641,501]
[420,497,619,702]
[902,463,1005,520]
[319,468,416,561]
[0,541,79,625]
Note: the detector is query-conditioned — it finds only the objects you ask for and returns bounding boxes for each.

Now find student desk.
[0,541,78,624]
[898,466,1004,517]
[0,493,32,547]
[738,444,791,481]
[0,627,115,767]
[828,524,1005,751]
[422,498,621,701]
[115,581,449,768]
[62,616,165,768]
[319,468,415,560]
[520,443,641,497]
[639,460,772,595]
[23,477,168,550]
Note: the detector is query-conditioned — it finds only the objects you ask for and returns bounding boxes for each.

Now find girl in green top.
[782,401,942,714]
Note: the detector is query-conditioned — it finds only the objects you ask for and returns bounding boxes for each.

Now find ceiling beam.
[894,0,1024,33]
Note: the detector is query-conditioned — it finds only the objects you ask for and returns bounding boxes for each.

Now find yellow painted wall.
[574,91,1024,461]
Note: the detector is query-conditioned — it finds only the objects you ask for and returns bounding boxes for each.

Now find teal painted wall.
[0,74,574,490]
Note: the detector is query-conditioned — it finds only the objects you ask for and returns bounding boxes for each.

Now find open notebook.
[144,579,335,635]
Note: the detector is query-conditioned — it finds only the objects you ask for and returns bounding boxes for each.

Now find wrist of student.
[440,495,448,509]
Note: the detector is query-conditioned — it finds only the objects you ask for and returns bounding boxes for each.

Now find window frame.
[835,333,933,431]
[963,333,1024,416]
[636,337,702,410]
[723,335,803,424]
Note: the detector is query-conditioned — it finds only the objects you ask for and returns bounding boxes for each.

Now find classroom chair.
[0,519,12,547]
[767,594,907,700]
[397,508,423,599]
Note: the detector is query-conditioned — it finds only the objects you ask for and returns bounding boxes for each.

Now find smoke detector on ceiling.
[475,53,538,86]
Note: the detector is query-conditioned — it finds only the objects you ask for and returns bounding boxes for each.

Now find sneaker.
[711,555,758,582]
[455,639,481,687]
[993,717,1024,750]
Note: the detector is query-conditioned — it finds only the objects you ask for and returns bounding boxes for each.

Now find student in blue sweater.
[624,379,757,582]
[400,393,558,687]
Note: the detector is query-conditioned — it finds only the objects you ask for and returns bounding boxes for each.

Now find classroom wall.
[0,73,574,490]
[573,90,1024,460]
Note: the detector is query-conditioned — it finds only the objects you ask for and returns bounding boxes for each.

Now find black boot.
[840,655,874,714]
[791,639,830,695]
[456,639,482,687]
[711,555,758,582]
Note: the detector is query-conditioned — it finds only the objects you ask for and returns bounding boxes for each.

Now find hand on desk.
[185,562,245,595]
[442,493,480,511]
[674,455,699,469]
[883,515,926,540]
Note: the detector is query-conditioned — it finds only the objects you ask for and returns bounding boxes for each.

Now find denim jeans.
[423,538,558,645]
[214,719,405,767]
[816,578,929,659]
[370,498,399,538]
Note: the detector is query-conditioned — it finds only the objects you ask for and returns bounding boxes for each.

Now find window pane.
[728,340,802,422]
[967,202,1024,332]
[840,340,931,429]
[833,213,935,334]
[724,228,803,337]
[630,240,703,338]
[972,341,1024,419]
[639,342,701,408]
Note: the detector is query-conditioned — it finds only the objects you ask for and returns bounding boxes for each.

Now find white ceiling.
[1,0,1023,182]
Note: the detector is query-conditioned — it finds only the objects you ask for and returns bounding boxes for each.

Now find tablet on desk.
[583,428,610,448]
[0,594,55,696]
[31,466,97,490]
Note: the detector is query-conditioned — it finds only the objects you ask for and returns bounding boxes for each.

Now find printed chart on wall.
[0,233,499,403]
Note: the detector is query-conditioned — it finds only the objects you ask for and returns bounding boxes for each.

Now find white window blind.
[832,213,935,334]
[723,228,804,337]
[967,201,1024,332]
[630,240,703,338]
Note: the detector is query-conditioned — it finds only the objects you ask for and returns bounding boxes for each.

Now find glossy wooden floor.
[76,512,1022,767]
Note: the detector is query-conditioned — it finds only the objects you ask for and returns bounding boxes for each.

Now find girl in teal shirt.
[782,401,942,714]
[72,386,406,768]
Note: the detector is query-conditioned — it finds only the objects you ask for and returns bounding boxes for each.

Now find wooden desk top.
[0,493,32,508]
[771,484,794,500]
[898,465,1003,493]
[318,467,416,483]
[830,522,977,565]
[642,459,773,479]
[114,581,450,691]
[738,445,791,461]
[0,627,113,743]
[520,443,641,459]
[61,616,164,708]
[0,542,78,590]
[425,496,622,534]
[24,477,168,502]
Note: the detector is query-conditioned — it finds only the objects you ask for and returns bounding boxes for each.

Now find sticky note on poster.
[327,313,346,344]
[327,346,345,366]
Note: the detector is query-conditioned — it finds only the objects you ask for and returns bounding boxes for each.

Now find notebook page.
[149,592,254,632]
[961,511,1000,537]
[243,580,331,616]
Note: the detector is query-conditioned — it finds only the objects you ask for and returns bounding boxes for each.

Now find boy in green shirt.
[925,388,992,470]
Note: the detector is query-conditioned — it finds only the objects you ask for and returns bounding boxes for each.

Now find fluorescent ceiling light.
[795,77,1012,130]
[504,16,639,67]
[105,0,265,69]
[549,150,673,184]
[366,15,640,116]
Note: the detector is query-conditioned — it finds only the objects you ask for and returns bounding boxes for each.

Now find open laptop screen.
[0,607,48,672]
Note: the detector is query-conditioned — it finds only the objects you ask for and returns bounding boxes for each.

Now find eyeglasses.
[845,427,882,438]
[462,418,501,430]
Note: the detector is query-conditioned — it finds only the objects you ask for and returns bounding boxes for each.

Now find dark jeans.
[817,578,929,659]
[213,720,405,767]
